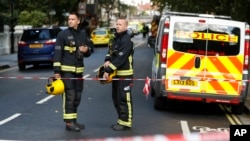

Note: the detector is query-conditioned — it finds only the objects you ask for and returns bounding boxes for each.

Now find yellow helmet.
[96,65,116,84]
[46,77,65,95]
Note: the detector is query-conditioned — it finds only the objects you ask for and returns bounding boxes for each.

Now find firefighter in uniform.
[148,15,159,48]
[53,12,91,132]
[103,18,134,131]
[151,16,159,38]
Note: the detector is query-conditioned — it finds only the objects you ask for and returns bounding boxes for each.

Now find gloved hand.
[76,49,84,59]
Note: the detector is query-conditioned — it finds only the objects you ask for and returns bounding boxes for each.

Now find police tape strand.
[0,76,147,81]
[0,76,250,82]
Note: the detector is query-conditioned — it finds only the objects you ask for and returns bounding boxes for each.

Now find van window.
[172,22,241,56]
[156,20,165,51]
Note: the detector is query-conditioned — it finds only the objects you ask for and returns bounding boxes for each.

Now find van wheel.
[18,63,25,71]
[150,82,155,97]
[231,103,244,115]
[154,96,166,110]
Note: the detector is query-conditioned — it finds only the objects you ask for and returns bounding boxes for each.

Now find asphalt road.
[0,35,249,140]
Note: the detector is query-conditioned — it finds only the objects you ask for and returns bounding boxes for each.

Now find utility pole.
[10,0,15,54]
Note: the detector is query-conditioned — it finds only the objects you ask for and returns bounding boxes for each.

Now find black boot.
[75,122,85,129]
[73,119,85,130]
[111,124,131,131]
[65,122,81,132]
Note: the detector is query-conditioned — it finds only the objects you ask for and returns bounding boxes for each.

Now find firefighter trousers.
[61,72,83,122]
[112,76,133,127]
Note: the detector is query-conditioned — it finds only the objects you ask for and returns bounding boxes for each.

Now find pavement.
[0,53,250,114]
[0,53,18,69]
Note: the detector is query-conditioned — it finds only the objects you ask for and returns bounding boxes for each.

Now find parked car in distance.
[104,27,136,38]
[17,27,61,70]
[106,27,134,37]
[90,28,114,47]
[128,22,141,35]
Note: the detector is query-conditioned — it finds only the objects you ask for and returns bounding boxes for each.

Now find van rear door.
[166,16,244,97]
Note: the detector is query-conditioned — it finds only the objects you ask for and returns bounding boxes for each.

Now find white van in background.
[151,11,250,115]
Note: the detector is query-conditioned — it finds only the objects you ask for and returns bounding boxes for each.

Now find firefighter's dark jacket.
[104,30,134,76]
[53,27,91,74]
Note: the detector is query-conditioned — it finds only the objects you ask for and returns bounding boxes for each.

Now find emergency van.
[150,11,250,114]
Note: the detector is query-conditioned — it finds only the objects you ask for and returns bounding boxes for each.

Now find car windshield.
[21,29,57,41]
[94,30,106,35]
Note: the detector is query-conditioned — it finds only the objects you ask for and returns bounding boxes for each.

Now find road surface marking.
[180,120,191,136]
[36,95,54,104]
[219,104,242,125]
[0,113,21,125]
[83,74,90,78]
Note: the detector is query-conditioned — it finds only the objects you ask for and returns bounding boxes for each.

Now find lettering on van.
[175,31,238,43]
[187,50,225,55]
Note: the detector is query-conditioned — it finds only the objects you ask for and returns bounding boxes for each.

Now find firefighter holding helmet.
[53,11,91,132]
[103,17,134,131]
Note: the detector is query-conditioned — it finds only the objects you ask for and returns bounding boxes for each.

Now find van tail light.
[244,25,250,70]
[160,19,170,63]
[161,33,169,62]
[18,41,27,47]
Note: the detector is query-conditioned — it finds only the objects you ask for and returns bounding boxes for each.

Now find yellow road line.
[219,104,243,125]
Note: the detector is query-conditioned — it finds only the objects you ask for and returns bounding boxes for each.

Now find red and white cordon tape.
[0,76,152,96]
[69,132,229,141]
[0,76,249,82]
[0,76,147,81]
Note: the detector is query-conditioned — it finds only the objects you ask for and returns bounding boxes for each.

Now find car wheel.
[18,63,25,71]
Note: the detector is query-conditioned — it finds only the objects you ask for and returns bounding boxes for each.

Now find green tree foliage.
[1,0,79,27]
[18,10,47,27]
[13,0,49,26]
[17,0,49,12]
[151,0,250,23]
[2,0,250,27]
[0,0,9,22]
[0,0,8,29]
